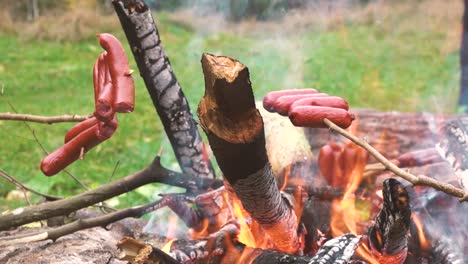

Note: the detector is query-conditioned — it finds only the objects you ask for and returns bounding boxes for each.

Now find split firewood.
[197,53,300,254]
[113,0,216,181]
[366,178,411,264]
[118,237,179,264]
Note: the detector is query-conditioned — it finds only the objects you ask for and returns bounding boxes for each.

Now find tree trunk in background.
[460,0,468,108]
[26,0,39,22]
[112,0,216,187]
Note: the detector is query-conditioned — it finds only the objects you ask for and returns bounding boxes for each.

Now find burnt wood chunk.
[368,178,411,263]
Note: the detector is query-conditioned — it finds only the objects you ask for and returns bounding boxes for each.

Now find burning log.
[367,178,411,264]
[241,234,362,264]
[197,53,300,253]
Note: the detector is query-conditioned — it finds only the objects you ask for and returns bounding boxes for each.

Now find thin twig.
[109,160,121,183]
[0,113,91,124]
[0,156,223,231]
[323,118,468,202]
[0,199,165,246]
[0,169,61,201]
[4,102,89,191]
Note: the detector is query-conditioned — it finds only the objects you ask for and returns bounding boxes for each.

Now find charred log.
[197,53,299,253]
[113,0,215,185]
[367,178,411,264]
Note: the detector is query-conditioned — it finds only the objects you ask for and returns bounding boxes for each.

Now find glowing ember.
[412,213,430,251]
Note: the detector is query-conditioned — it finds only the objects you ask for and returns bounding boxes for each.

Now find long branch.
[0,156,223,231]
[0,199,164,246]
[323,118,468,202]
[113,0,215,182]
[0,113,91,124]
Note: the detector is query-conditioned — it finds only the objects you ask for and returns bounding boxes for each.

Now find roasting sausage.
[289,106,355,128]
[272,93,329,116]
[263,89,318,112]
[290,96,349,112]
[95,53,114,121]
[318,144,335,184]
[97,33,134,113]
[97,115,118,140]
[64,117,99,143]
[41,125,107,176]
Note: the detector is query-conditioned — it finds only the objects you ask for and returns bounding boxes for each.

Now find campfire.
[0,1,467,263]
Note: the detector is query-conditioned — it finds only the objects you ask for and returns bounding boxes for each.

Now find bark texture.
[113,0,215,183]
[0,227,126,264]
[0,157,220,231]
[197,53,299,253]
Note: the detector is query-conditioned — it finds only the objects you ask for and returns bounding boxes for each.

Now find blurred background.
[0,0,464,210]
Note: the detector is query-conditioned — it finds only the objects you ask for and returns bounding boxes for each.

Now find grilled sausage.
[97,33,134,113]
[289,106,354,128]
[263,89,318,112]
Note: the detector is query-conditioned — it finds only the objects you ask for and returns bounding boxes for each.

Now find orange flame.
[329,141,379,263]
[189,218,210,240]
[412,213,430,251]
[233,200,257,247]
[161,239,175,253]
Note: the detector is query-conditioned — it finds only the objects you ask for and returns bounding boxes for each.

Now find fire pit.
[0,1,466,263]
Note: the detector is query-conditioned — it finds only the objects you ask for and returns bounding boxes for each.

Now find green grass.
[0,11,460,211]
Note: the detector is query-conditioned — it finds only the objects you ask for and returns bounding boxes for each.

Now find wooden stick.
[0,113,91,124]
[0,199,165,246]
[0,156,223,231]
[323,118,468,202]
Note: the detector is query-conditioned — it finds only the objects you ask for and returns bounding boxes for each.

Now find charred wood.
[113,0,215,184]
[236,233,361,264]
[367,178,411,264]
[197,53,299,253]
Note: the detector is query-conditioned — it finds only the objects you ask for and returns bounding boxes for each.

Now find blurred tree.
[461,0,468,109]
[26,0,39,21]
